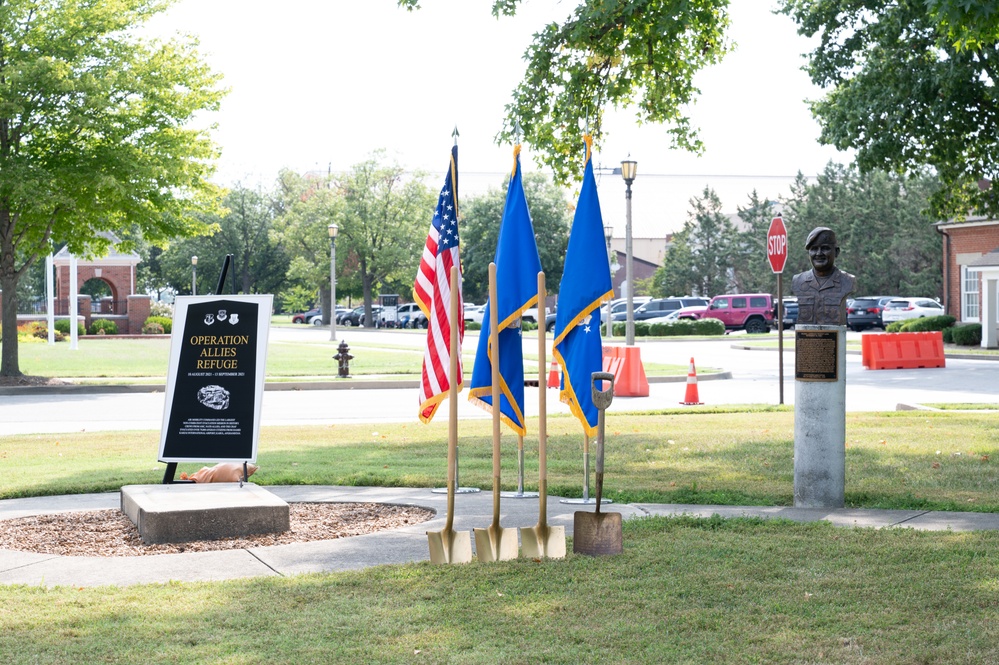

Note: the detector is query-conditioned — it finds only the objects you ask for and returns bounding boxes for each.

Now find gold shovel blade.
[473,525,519,562]
[520,524,566,560]
[427,528,472,565]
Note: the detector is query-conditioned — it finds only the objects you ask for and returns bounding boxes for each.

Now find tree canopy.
[460,171,572,304]
[0,0,226,376]
[781,0,999,220]
[399,0,731,184]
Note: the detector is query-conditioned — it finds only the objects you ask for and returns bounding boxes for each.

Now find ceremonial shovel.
[572,371,623,556]
[520,272,566,559]
[427,265,472,564]
[474,263,519,562]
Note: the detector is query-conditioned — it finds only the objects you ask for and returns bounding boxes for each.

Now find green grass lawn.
[3,334,999,662]
[3,411,997,512]
[9,336,694,381]
[2,515,996,664]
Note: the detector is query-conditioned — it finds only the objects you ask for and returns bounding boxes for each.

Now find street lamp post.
[604,224,614,338]
[620,159,637,346]
[191,256,198,296]
[328,223,338,341]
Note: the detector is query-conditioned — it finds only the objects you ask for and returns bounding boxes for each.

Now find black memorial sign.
[795,329,839,382]
[160,297,270,462]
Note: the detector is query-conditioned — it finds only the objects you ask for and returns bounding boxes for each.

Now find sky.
[146,0,851,239]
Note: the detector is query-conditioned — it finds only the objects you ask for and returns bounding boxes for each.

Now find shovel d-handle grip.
[591,371,615,410]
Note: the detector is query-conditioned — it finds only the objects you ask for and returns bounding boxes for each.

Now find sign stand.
[767,215,788,405]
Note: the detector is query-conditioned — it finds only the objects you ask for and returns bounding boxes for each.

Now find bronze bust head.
[791,226,856,326]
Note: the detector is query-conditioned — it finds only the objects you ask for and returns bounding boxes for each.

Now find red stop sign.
[767,216,788,273]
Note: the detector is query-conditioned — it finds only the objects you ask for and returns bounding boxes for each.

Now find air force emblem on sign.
[228,313,240,325]
[204,313,215,325]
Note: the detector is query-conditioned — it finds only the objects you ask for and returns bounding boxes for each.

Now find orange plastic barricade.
[601,345,649,396]
[863,331,945,370]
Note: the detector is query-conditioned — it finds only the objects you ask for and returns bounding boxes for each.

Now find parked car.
[846,296,898,331]
[396,303,428,329]
[522,304,551,324]
[644,306,708,324]
[775,298,798,329]
[546,309,603,332]
[291,307,320,324]
[702,293,774,333]
[611,297,709,322]
[464,304,486,325]
[880,298,945,324]
[341,305,384,327]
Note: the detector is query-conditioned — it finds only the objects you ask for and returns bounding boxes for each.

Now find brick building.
[0,232,151,334]
[937,217,999,347]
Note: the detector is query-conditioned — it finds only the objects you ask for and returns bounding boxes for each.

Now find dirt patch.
[0,502,434,557]
[0,374,67,387]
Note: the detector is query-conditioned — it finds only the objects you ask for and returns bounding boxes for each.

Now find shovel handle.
[591,372,615,410]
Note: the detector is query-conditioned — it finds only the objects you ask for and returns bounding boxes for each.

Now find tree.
[333,155,435,325]
[780,0,999,220]
[460,171,572,304]
[779,162,942,297]
[733,191,781,294]
[272,169,352,319]
[652,187,737,298]
[399,0,731,184]
[0,0,225,377]
[157,184,288,298]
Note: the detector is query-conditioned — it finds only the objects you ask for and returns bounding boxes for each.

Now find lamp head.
[620,159,638,184]
[328,223,339,239]
[191,256,198,266]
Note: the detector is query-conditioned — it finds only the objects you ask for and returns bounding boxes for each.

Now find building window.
[962,266,980,321]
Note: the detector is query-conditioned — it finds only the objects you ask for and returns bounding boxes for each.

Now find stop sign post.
[767,215,788,405]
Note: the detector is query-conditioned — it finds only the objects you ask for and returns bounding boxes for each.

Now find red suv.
[702,293,774,333]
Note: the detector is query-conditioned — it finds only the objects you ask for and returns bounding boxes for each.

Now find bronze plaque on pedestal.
[795,330,838,381]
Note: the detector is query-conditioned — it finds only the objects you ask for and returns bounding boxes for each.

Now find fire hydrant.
[334,341,353,378]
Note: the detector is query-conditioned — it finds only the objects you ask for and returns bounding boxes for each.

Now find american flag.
[414,145,463,423]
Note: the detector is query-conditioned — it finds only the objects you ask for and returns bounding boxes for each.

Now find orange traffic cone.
[547,361,560,388]
[681,357,703,405]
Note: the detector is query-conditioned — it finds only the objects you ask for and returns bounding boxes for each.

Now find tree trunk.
[0,272,22,378]
[319,286,331,325]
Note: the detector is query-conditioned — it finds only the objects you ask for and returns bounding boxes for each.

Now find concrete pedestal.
[793,325,846,508]
[121,483,289,544]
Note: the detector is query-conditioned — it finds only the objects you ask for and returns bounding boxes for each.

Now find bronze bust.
[791,227,856,325]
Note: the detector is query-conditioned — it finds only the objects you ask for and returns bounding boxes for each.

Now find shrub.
[54,318,86,336]
[142,321,165,335]
[901,315,956,332]
[692,318,726,335]
[885,321,905,333]
[466,322,481,331]
[149,300,174,318]
[144,315,172,334]
[89,318,118,335]
[950,323,982,346]
[522,321,538,332]
[942,326,954,344]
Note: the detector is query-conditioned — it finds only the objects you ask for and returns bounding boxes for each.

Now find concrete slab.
[0,492,119,520]
[899,510,999,531]
[632,504,928,529]
[121,483,289,544]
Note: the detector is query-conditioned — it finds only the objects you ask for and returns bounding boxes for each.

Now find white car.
[644,305,707,325]
[880,298,945,324]
[464,304,486,325]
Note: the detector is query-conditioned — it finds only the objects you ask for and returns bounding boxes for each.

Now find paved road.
[2,326,997,435]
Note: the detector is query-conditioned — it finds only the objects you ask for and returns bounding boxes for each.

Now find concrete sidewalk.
[2,485,997,588]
